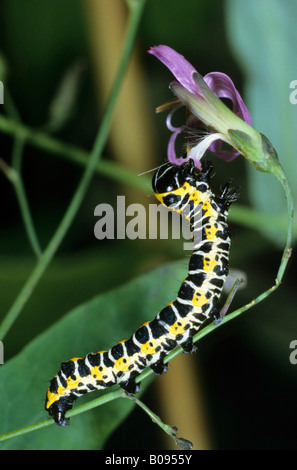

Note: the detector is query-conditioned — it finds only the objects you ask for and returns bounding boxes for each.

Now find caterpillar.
[45,159,239,426]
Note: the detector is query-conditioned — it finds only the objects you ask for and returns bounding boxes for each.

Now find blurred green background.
[0,0,296,450]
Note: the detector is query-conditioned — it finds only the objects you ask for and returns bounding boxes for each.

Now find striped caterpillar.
[45,159,238,426]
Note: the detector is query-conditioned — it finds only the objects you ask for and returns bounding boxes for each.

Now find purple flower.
[149,45,261,168]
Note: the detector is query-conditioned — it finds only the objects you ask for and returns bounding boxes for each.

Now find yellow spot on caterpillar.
[192,290,209,308]
[170,319,186,336]
[57,385,65,395]
[202,201,217,218]
[114,356,132,373]
[205,224,217,240]
[91,366,107,380]
[203,256,217,273]
[66,376,80,390]
[141,340,157,355]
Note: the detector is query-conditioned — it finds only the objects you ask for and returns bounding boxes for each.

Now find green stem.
[0,0,147,340]
[0,115,151,193]
[275,178,294,281]
[12,169,42,258]
[0,155,42,257]
[0,389,125,443]
[0,418,53,443]
[125,394,193,450]
[3,86,43,257]
[206,171,294,324]
[14,141,42,258]
[125,393,175,436]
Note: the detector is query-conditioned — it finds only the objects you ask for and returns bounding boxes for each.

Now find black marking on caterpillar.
[45,159,239,426]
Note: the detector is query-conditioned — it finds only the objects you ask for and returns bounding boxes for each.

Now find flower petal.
[204,72,252,125]
[149,46,252,128]
[148,45,200,95]
[167,127,183,165]
[208,139,239,161]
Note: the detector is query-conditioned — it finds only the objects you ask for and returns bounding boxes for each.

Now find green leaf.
[226,0,297,245]
[0,260,187,450]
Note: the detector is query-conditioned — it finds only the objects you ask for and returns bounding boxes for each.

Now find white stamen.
[138,166,161,176]
[188,132,228,162]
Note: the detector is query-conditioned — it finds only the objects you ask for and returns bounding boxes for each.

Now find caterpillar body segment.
[45,159,238,426]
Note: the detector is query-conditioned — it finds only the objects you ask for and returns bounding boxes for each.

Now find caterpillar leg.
[120,377,140,395]
[51,409,69,427]
[209,297,222,325]
[150,358,168,375]
[46,396,74,426]
[121,358,169,394]
[181,337,197,354]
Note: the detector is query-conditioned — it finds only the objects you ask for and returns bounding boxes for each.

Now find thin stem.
[204,172,294,325]
[125,393,176,436]
[0,0,147,340]
[12,137,42,258]
[0,157,15,180]
[219,277,245,320]
[276,178,294,281]
[0,116,152,193]
[0,418,53,443]
[0,389,125,443]
[3,87,42,257]
[12,169,43,258]
[125,394,193,450]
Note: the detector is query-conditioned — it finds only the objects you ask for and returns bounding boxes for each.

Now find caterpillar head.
[152,159,212,195]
